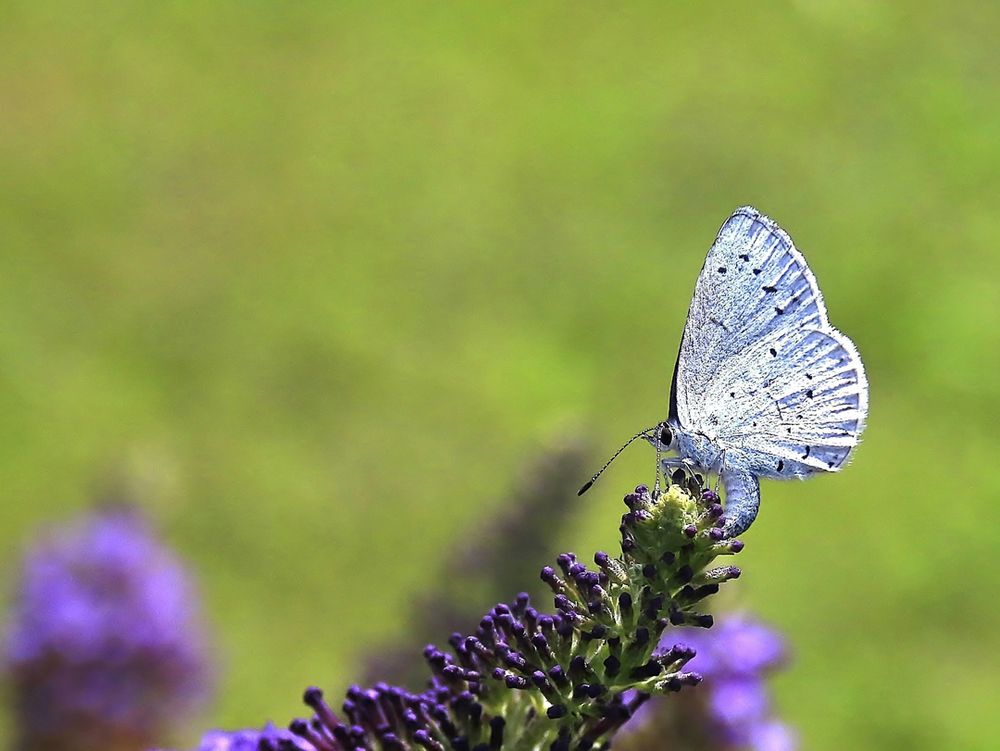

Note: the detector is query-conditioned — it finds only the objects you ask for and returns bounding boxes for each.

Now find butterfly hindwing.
[711,327,868,477]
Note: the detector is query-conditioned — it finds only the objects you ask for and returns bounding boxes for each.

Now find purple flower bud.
[618,592,633,614]
[603,655,621,678]
[413,729,445,751]
[466,637,493,661]
[553,594,575,613]
[586,683,605,699]
[632,627,650,647]
[505,673,529,689]
[489,716,505,750]
[546,704,567,719]
[502,649,527,670]
[628,661,662,680]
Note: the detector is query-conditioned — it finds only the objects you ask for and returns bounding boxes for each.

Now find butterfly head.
[645,421,675,451]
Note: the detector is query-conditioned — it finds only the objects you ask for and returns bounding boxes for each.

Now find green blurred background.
[2,2,999,748]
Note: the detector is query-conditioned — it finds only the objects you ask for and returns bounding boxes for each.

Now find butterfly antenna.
[653,433,663,498]
[578,425,659,495]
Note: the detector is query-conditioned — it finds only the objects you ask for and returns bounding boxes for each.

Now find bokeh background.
[2,3,999,749]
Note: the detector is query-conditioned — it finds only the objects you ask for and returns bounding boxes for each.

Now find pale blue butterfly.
[581,207,869,537]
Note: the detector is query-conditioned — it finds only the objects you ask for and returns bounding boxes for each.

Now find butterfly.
[581,207,869,537]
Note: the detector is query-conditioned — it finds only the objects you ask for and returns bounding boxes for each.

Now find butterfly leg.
[658,456,696,471]
[713,451,727,493]
[653,438,663,498]
[658,456,699,488]
[720,470,761,538]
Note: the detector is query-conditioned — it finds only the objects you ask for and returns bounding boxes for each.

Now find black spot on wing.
[762,285,777,293]
[776,460,784,472]
[717,266,727,274]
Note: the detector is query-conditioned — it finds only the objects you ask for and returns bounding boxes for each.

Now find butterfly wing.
[671,206,868,477]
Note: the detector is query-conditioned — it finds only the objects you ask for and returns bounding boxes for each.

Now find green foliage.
[1,4,998,750]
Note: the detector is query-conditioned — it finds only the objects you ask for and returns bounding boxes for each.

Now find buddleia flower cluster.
[268,474,745,751]
[3,505,212,751]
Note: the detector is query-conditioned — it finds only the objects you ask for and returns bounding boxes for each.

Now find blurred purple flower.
[709,678,770,729]
[192,723,312,751]
[746,720,797,751]
[617,613,796,751]
[679,614,787,677]
[4,505,213,751]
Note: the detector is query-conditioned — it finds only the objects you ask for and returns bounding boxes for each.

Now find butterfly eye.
[658,424,673,447]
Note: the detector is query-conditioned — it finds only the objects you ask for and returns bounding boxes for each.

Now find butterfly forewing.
[673,207,868,477]
[672,208,828,421]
